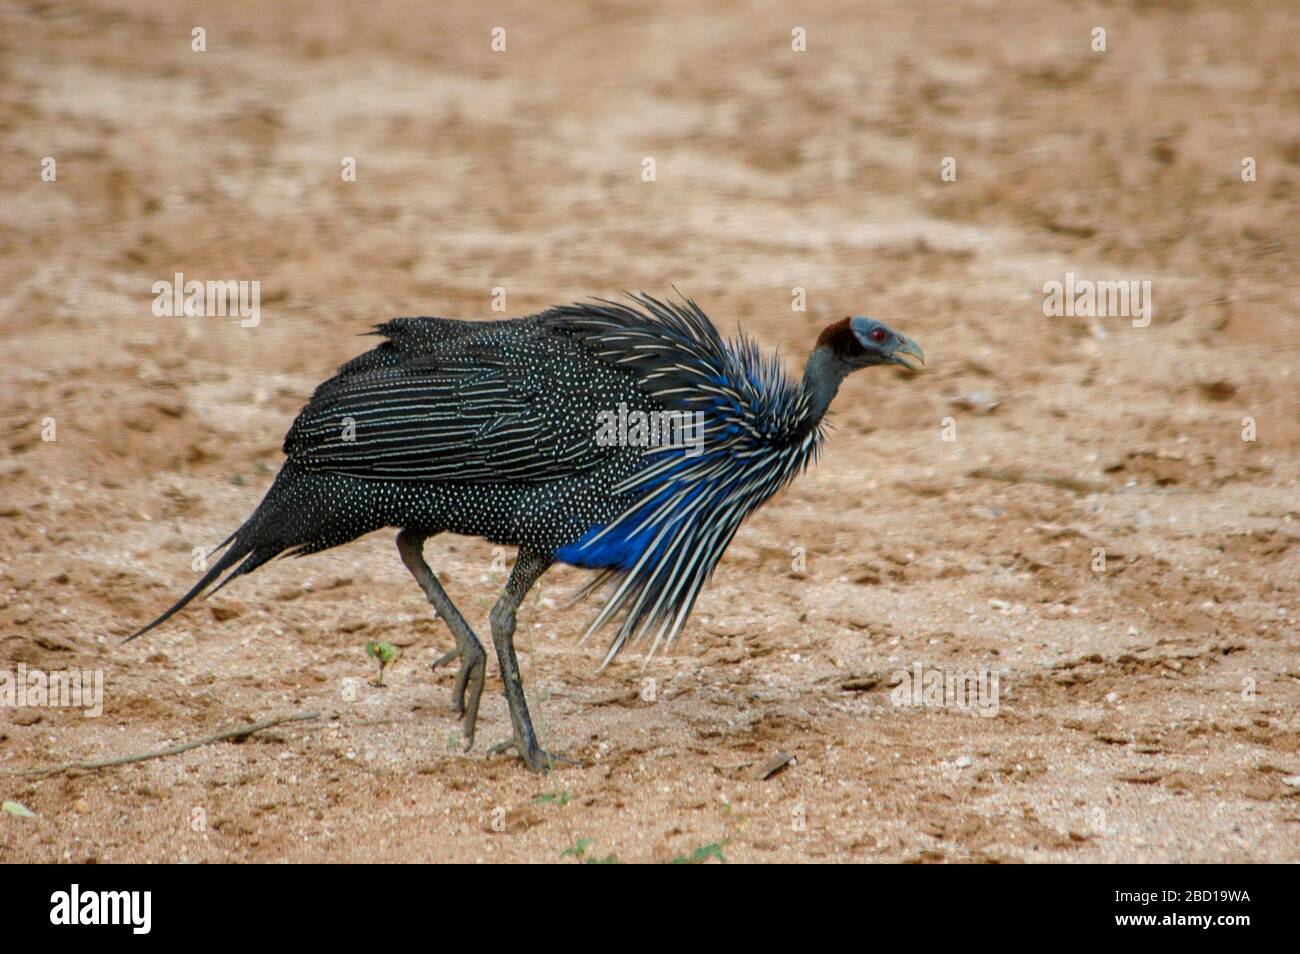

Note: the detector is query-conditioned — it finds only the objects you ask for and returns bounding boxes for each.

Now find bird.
[129,293,923,772]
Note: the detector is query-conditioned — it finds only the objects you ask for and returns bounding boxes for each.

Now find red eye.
[870,328,887,343]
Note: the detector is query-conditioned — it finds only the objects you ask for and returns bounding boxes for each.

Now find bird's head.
[816,316,925,372]
[801,315,924,424]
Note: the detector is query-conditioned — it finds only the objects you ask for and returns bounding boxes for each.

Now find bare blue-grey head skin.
[801,315,925,421]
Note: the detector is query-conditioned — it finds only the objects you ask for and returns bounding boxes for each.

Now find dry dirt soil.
[1,0,1297,863]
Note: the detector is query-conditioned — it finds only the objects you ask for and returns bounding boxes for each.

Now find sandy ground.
[0,0,1297,863]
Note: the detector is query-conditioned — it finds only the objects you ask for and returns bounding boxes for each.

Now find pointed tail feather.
[125,464,383,643]
[123,465,298,643]
[124,528,271,642]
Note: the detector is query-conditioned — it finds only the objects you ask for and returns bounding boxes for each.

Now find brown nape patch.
[816,317,863,357]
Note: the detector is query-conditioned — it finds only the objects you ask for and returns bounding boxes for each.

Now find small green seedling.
[365,640,399,686]
[560,837,617,863]
[534,790,571,807]
[671,842,725,865]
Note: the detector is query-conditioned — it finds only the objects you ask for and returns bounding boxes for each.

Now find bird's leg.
[395,529,487,751]
[485,549,569,773]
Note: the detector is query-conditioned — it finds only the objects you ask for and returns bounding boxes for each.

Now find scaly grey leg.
[484,549,571,772]
[396,529,487,751]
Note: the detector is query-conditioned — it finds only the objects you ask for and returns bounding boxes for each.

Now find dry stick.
[6,711,320,779]
[967,467,1107,495]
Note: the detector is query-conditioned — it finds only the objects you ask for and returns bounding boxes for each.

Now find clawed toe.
[431,643,487,749]
[487,738,576,773]
[430,647,460,670]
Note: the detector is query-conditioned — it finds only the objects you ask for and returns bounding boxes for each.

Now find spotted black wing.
[283,333,606,483]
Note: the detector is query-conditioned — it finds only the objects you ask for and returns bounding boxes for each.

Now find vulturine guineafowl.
[130,293,923,771]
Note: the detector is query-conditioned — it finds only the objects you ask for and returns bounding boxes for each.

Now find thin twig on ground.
[4,711,320,778]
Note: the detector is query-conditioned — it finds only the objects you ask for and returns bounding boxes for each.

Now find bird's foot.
[430,646,459,670]
[431,642,487,751]
[487,738,577,774]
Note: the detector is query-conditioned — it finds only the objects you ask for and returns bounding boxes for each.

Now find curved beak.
[891,335,925,370]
